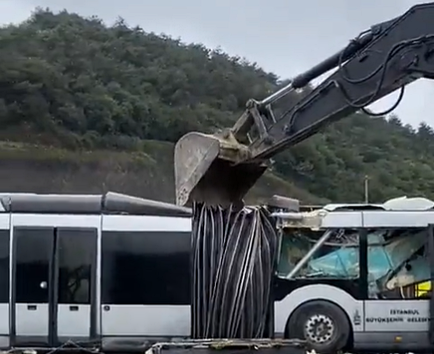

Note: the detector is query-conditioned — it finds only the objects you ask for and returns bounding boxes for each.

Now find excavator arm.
[174,2,434,206]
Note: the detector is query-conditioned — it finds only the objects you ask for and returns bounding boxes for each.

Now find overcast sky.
[1,0,433,128]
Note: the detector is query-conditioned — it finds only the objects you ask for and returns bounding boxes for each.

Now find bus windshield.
[277,227,430,298]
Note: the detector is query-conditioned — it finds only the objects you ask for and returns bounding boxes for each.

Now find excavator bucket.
[174,132,268,206]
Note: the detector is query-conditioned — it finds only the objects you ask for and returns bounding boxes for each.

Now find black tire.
[285,300,351,354]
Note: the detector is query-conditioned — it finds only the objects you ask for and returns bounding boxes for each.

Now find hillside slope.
[0,9,433,203]
[0,140,322,204]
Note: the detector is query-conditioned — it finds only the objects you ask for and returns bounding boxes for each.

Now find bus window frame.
[359,228,368,299]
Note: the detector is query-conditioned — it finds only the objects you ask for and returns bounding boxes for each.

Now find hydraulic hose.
[191,202,279,339]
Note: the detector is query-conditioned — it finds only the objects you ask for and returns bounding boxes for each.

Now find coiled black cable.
[191,203,279,339]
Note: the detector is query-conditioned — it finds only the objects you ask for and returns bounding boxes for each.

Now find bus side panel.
[274,283,363,335]
[364,300,429,332]
[355,300,431,351]
[100,215,191,352]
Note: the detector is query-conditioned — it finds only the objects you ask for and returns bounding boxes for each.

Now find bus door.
[10,215,98,347]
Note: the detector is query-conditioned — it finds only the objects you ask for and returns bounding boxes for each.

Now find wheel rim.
[303,313,335,344]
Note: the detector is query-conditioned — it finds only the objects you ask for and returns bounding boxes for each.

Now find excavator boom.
[174,2,434,206]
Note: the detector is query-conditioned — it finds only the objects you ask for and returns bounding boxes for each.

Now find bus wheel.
[286,300,350,354]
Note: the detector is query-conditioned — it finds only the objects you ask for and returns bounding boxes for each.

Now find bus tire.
[285,300,350,353]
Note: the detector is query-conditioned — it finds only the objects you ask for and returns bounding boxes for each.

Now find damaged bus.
[273,196,434,353]
[4,191,434,354]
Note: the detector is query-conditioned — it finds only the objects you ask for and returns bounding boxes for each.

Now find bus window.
[0,230,8,304]
[57,229,96,304]
[364,228,428,299]
[277,228,361,279]
[276,231,311,276]
[278,226,429,299]
[101,230,191,305]
[14,228,52,303]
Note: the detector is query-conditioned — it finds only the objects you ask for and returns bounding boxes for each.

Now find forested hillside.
[0,8,433,203]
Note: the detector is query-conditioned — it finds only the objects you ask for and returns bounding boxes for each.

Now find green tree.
[0,8,434,203]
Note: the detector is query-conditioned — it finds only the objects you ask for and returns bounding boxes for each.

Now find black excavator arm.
[243,2,434,162]
[174,2,434,206]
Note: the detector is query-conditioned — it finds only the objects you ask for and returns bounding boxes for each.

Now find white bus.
[0,192,314,353]
[0,192,194,352]
[7,192,434,353]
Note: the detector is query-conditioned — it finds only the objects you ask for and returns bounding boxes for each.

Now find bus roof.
[0,192,192,217]
[322,196,434,211]
[272,196,434,229]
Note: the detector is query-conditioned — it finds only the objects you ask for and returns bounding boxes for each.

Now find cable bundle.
[191,202,279,339]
